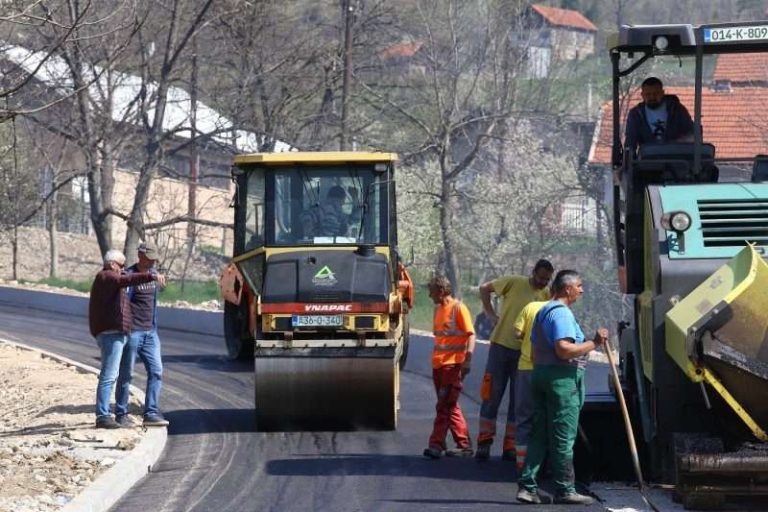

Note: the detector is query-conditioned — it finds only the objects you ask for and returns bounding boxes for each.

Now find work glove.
[461,353,472,380]
[594,328,609,347]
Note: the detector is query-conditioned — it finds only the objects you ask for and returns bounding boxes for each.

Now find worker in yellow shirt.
[475,259,553,461]
[512,299,550,472]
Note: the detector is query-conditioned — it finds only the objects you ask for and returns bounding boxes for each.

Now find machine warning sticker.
[704,25,768,44]
[312,265,338,287]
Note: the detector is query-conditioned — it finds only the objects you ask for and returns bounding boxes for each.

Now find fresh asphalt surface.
[0,301,631,512]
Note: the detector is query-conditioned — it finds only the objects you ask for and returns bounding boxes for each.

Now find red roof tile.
[712,53,768,83]
[589,86,768,164]
[530,4,597,32]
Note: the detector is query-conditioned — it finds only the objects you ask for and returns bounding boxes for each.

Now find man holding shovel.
[516,270,608,505]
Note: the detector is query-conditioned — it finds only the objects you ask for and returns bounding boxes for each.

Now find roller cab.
[219,152,412,430]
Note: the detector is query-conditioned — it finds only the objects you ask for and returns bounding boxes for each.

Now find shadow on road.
[266,453,517,483]
[166,408,255,435]
[162,354,253,373]
[381,498,517,507]
[36,404,92,416]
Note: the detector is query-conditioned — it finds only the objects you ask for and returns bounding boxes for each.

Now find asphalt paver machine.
[219,152,413,431]
[609,22,768,509]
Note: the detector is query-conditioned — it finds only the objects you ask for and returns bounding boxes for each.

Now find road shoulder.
[0,338,167,512]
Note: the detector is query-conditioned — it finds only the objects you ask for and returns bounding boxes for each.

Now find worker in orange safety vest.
[423,275,476,459]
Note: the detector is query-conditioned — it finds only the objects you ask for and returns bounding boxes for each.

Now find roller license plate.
[704,25,768,43]
[291,314,343,327]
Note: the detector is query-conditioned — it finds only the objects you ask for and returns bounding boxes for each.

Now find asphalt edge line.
[0,337,167,512]
[411,327,490,343]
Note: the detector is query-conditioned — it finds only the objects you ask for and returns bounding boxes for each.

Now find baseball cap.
[137,241,159,260]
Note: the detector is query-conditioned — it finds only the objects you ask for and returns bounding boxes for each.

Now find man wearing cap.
[115,241,170,427]
[89,249,162,429]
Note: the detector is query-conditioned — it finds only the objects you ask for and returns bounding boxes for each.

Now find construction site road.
[0,300,684,512]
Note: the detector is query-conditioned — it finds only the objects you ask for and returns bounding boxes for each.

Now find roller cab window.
[266,165,388,246]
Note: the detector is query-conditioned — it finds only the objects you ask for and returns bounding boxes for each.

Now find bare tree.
[0,108,83,280]
[0,1,101,120]
[359,0,533,295]
[5,0,143,258]
[121,0,215,259]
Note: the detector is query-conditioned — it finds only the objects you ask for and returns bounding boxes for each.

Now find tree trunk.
[11,225,18,281]
[124,143,161,258]
[48,190,58,278]
[438,178,461,298]
[86,165,112,257]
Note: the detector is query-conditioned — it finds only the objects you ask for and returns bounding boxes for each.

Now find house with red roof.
[712,52,768,86]
[526,4,598,62]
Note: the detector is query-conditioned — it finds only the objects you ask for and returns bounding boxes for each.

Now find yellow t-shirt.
[489,275,550,350]
[514,301,547,370]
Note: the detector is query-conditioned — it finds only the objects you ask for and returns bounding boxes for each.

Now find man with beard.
[624,76,694,155]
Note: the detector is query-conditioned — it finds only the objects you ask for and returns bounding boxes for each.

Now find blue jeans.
[116,329,164,417]
[95,332,130,419]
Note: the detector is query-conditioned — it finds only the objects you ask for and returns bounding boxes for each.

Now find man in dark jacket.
[89,249,164,429]
[624,77,694,156]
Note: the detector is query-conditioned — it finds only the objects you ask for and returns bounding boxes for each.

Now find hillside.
[0,227,225,284]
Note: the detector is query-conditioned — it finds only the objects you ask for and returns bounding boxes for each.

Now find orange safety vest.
[432,298,471,368]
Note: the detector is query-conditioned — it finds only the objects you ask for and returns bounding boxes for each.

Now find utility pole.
[187,36,199,252]
[340,0,354,150]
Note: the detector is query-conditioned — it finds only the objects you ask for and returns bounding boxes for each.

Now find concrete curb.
[0,338,167,512]
[0,285,222,336]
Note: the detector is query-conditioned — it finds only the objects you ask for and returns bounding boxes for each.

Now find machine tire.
[399,316,410,370]
[224,301,253,360]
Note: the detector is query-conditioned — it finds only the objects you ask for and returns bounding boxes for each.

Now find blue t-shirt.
[531,300,587,368]
[645,102,668,142]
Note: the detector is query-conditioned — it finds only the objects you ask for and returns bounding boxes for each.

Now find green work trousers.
[517,364,585,496]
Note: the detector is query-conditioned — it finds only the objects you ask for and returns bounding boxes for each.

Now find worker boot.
[474,443,491,461]
[445,447,474,458]
[115,414,137,428]
[553,492,593,505]
[501,449,516,462]
[516,488,544,505]
[422,446,444,459]
[95,416,121,429]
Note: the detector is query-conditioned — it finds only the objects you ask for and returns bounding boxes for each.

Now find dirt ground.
[0,342,145,512]
[0,227,223,511]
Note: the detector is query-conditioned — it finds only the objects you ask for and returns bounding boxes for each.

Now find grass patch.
[158,279,219,304]
[30,276,220,305]
[34,277,92,293]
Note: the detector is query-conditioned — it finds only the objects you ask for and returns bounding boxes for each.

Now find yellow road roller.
[219,152,413,430]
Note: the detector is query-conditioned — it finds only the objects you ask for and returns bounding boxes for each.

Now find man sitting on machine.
[624,76,694,156]
[301,185,350,239]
